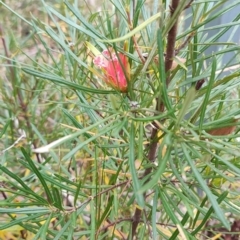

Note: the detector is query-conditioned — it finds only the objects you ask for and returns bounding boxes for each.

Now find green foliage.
[0,0,240,239]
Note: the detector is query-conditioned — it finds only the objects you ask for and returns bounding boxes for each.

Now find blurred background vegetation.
[0,0,240,239]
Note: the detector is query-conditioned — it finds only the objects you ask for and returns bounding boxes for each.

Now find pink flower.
[93,49,128,92]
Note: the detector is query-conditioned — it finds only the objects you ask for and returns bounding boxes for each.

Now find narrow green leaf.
[48,5,103,40]
[199,21,240,32]
[0,165,48,204]
[137,122,144,161]
[178,1,239,40]
[22,68,115,94]
[170,211,191,240]
[201,146,240,176]
[74,179,82,207]
[152,187,158,240]
[0,119,10,138]
[131,109,174,122]
[40,213,53,239]
[199,14,240,54]
[199,56,216,131]
[129,122,144,207]
[167,186,194,219]
[97,195,113,228]
[62,120,123,161]
[139,135,172,193]
[175,87,196,128]
[54,219,71,240]
[90,192,95,240]
[0,213,48,231]
[191,191,228,236]
[0,201,41,207]
[159,190,189,240]
[0,207,50,214]
[64,0,105,40]
[214,94,226,120]
[0,1,32,26]
[21,148,54,204]
[98,12,161,42]
[110,0,128,20]
[52,187,63,210]
[33,113,118,153]
[192,196,208,229]
[182,143,230,229]
[169,153,199,202]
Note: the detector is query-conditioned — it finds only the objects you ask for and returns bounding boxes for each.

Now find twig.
[76,180,131,211]
[98,218,132,234]
[216,64,240,74]
[184,0,194,10]
[0,132,26,156]
[175,31,195,55]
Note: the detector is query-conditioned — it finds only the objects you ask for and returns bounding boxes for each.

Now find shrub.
[0,0,240,239]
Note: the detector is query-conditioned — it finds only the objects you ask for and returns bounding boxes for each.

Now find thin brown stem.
[133,35,146,64]
[165,0,181,86]
[130,1,181,238]
[126,6,146,64]
[175,31,195,55]
[98,218,132,239]
[131,207,143,238]
[130,125,159,238]
[184,0,194,10]
[1,191,8,199]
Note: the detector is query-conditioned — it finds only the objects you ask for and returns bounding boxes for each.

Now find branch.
[165,0,181,86]
[130,0,181,238]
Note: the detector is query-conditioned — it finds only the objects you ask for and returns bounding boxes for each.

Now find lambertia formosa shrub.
[0,0,240,239]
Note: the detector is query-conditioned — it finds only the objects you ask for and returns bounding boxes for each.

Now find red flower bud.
[93,50,128,92]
